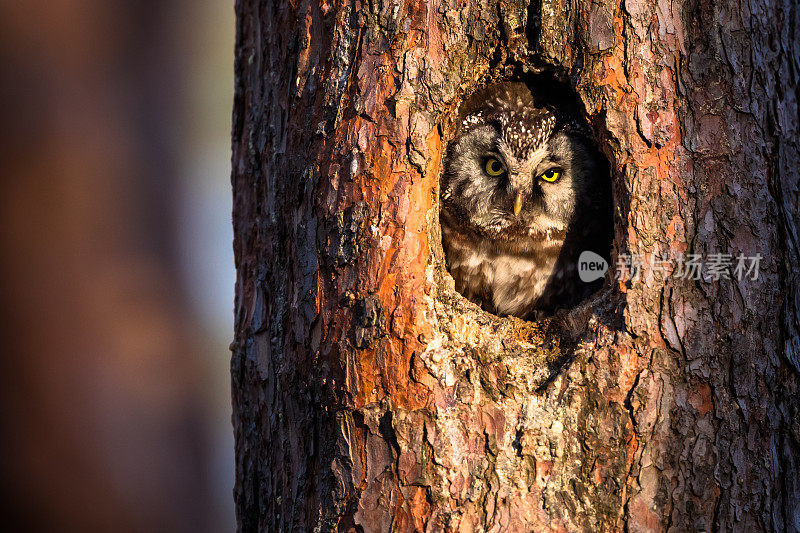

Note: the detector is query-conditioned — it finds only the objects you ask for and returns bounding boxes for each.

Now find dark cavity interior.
[439,74,613,320]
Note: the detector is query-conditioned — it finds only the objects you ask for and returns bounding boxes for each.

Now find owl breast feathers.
[440,82,612,319]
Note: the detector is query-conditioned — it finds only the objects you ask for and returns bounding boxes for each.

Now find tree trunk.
[0,2,224,531]
[231,0,800,530]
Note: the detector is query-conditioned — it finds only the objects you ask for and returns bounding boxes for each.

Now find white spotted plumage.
[440,82,612,318]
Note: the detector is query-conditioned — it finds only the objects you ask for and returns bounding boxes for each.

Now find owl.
[440,82,612,319]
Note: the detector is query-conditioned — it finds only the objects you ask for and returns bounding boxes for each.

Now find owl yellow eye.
[539,169,561,182]
[485,158,505,177]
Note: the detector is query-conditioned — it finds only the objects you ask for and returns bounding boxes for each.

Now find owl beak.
[513,193,523,217]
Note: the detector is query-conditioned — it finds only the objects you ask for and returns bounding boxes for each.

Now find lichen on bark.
[231,0,800,529]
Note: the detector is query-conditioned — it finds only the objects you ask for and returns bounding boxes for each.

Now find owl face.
[441,90,594,243]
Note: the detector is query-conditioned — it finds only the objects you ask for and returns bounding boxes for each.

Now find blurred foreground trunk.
[231,0,800,530]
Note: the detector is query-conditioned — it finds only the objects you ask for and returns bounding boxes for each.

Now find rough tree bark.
[231,0,800,530]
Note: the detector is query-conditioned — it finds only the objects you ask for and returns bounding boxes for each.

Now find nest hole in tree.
[437,72,615,326]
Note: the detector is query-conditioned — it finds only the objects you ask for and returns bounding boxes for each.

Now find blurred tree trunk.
[0,2,224,532]
[231,0,800,530]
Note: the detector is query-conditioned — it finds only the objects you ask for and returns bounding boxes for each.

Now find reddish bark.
[232,0,800,530]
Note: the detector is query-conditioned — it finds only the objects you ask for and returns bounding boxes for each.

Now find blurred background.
[0,1,235,531]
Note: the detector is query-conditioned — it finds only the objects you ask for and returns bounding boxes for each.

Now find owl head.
[441,82,597,242]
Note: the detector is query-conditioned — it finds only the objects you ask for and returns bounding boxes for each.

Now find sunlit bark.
[231,0,800,529]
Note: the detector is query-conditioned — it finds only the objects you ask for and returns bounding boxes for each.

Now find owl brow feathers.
[461,108,558,160]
